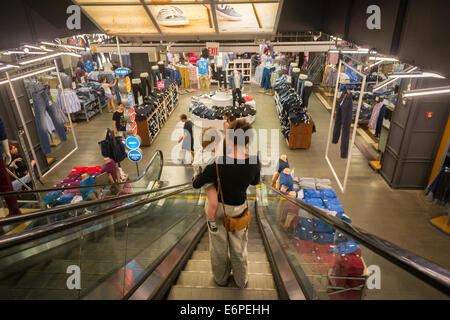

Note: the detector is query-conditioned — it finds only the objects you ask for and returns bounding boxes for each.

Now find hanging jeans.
[32,89,67,155]
[0,160,21,215]
[199,75,210,95]
[151,70,162,87]
[261,67,275,90]
[132,83,144,105]
[112,82,121,104]
[375,105,386,138]
[232,88,243,107]
[217,67,227,89]
[332,95,353,158]
[140,76,152,96]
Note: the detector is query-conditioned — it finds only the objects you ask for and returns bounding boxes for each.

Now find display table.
[189,92,256,130]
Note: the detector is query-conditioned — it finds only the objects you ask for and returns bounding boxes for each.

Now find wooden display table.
[288,120,314,149]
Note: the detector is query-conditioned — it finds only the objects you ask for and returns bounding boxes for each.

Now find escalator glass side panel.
[0,151,163,213]
[259,184,449,300]
[0,151,164,237]
[0,188,203,300]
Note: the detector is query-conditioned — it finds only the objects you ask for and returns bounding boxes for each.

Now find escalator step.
[176,271,276,290]
[199,238,263,246]
[195,243,266,252]
[191,251,268,262]
[167,285,278,300]
[185,260,271,274]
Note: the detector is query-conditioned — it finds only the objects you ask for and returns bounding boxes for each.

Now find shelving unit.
[227,59,252,83]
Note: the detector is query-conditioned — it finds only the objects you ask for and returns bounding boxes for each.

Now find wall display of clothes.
[273,75,315,149]
[70,81,107,122]
[277,174,367,299]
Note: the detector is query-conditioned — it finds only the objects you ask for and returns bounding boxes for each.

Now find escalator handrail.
[0,185,194,251]
[266,184,450,295]
[0,150,164,197]
[0,182,192,227]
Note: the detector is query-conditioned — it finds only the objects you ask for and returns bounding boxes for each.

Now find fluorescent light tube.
[41,41,86,51]
[0,64,20,71]
[403,87,450,98]
[369,57,399,61]
[0,66,56,85]
[4,51,25,55]
[372,66,418,92]
[19,52,81,65]
[388,72,445,79]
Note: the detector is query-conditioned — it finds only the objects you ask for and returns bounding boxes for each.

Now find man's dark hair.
[228,115,236,122]
[180,114,187,120]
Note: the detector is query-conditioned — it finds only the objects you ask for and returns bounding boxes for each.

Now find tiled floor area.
[40,83,450,269]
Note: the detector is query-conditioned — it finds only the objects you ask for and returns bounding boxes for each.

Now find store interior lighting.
[3,51,25,55]
[388,72,446,79]
[329,48,369,54]
[39,45,53,52]
[41,41,86,51]
[18,52,81,65]
[0,66,56,85]
[372,66,418,92]
[0,64,20,71]
[402,86,450,98]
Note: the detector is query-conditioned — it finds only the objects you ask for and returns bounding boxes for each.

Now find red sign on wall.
[426,112,433,119]
[130,107,135,122]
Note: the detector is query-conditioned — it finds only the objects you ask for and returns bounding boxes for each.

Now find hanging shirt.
[196,59,210,76]
[84,62,95,73]
[103,61,113,72]
[0,116,6,157]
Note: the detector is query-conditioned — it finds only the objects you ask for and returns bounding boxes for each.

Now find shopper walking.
[193,119,261,288]
[0,116,21,216]
[178,114,194,164]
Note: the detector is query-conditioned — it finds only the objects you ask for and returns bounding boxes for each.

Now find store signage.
[126,136,140,150]
[129,107,136,122]
[157,81,165,89]
[206,42,219,56]
[125,77,131,93]
[128,92,134,107]
[114,68,131,76]
[426,112,433,119]
[132,122,138,136]
[128,149,142,162]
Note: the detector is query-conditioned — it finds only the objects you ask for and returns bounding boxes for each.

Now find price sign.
[132,121,138,136]
[157,81,165,89]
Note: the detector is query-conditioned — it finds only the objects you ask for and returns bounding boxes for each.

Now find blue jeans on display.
[32,90,67,155]
[261,67,275,90]
[375,105,386,138]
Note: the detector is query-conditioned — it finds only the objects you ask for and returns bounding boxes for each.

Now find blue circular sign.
[126,136,140,150]
[128,149,142,162]
[114,67,131,76]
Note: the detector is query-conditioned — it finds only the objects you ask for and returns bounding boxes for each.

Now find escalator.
[0,157,448,300]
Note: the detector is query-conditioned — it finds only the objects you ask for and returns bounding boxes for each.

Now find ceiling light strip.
[403,87,450,98]
[41,41,86,51]
[372,66,418,92]
[0,66,56,85]
[19,52,81,66]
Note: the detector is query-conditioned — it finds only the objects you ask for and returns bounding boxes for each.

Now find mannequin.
[158,60,165,76]
[289,62,298,77]
[140,72,151,96]
[229,70,244,107]
[297,73,308,97]
[332,87,353,159]
[151,65,162,87]
[0,116,21,216]
[301,81,313,108]
[214,53,229,91]
[196,56,210,96]
[291,67,300,91]
[131,78,143,105]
